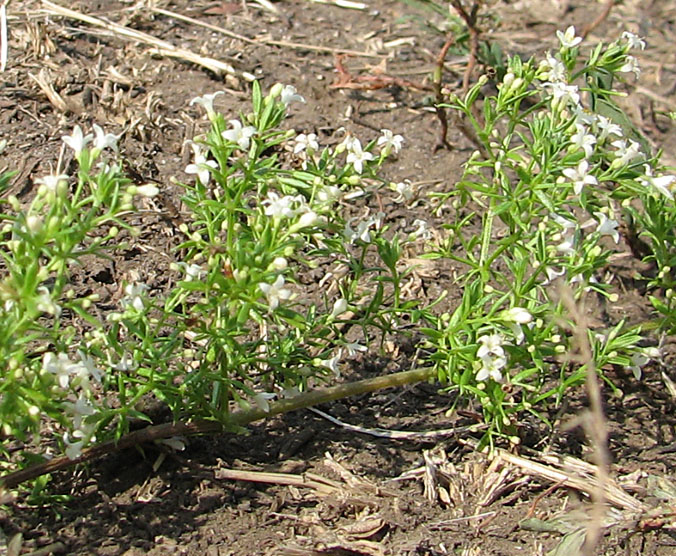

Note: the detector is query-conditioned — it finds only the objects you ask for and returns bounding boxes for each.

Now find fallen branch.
[0,366,436,490]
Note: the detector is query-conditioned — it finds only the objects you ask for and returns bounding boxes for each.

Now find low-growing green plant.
[1,23,674,496]
[0,82,412,482]
[421,27,671,443]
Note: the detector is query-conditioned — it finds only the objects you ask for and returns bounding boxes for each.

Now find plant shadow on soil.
[3,0,676,554]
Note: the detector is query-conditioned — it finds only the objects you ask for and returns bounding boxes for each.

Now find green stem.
[0,366,437,490]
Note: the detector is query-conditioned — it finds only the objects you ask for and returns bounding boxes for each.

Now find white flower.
[185,143,218,186]
[110,352,137,372]
[63,422,96,460]
[638,164,676,199]
[557,232,576,254]
[626,351,650,380]
[393,181,415,202]
[34,173,69,193]
[619,55,641,77]
[572,105,596,127]
[476,354,506,382]
[121,283,148,312]
[563,160,598,195]
[622,32,646,51]
[253,391,276,413]
[222,119,257,150]
[336,132,357,154]
[262,192,300,219]
[75,350,103,390]
[280,85,305,106]
[377,129,404,155]
[544,81,580,108]
[65,395,96,430]
[569,124,597,158]
[345,341,367,357]
[502,307,532,324]
[177,262,205,281]
[538,51,567,82]
[62,125,92,155]
[410,219,432,240]
[92,124,119,153]
[36,286,61,317]
[44,352,79,389]
[318,349,342,376]
[556,26,582,49]
[344,213,383,244]
[477,334,505,360]
[595,115,622,142]
[345,138,375,174]
[611,139,642,167]
[331,298,348,318]
[294,133,319,154]
[190,91,224,117]
[259,275,292,310]
[542,266,565,285]
[593,211,620,243]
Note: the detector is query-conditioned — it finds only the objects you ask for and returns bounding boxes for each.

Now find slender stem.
[0,366,437,490]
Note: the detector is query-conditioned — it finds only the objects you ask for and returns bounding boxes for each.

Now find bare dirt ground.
[2,0,676,554]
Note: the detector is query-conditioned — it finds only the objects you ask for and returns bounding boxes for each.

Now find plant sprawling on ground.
[0,25,674,495]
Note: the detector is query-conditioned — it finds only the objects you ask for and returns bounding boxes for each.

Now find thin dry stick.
[150,6,382,59]
[460,438,645,514]
[308,406,485,439]
[581,0,615,40]
[214,467,342,496]
[0,366,436,490]
[432,32,455,151]
[41,1,256,81]
[560,288,611,555]
[448,0,482,96]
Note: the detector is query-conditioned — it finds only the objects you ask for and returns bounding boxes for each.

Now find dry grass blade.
[0,1,8,72]
[309,0,368,10]
[461,438,646,514]
[150,6,382,58]
[40,1,256,81]
[214,466,342,496]
[28,68,69,112]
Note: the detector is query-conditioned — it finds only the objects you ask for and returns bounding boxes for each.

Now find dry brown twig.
[581,0,616,40]
[331,54,429,91]
[433,1,485,151]
[559,286,611,555]
[432,33,455,151]
[40,1,256,81]
[150,6,381,59]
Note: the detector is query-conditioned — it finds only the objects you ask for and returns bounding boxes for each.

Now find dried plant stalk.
[41,1,256,81]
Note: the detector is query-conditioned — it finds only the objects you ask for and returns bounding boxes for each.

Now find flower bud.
[269,83,284,99]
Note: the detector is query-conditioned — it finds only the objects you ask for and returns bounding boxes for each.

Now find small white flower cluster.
[475,308,532,383]
[43,350,103,459]
[38,123,158,200]
[344,211,384,244]
[534,27,675,200]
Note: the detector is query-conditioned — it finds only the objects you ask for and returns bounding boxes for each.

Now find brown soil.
[2,1,676,554]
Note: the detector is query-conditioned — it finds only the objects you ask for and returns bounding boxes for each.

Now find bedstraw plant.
[422,27,671,443]
[0,26,674,494]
